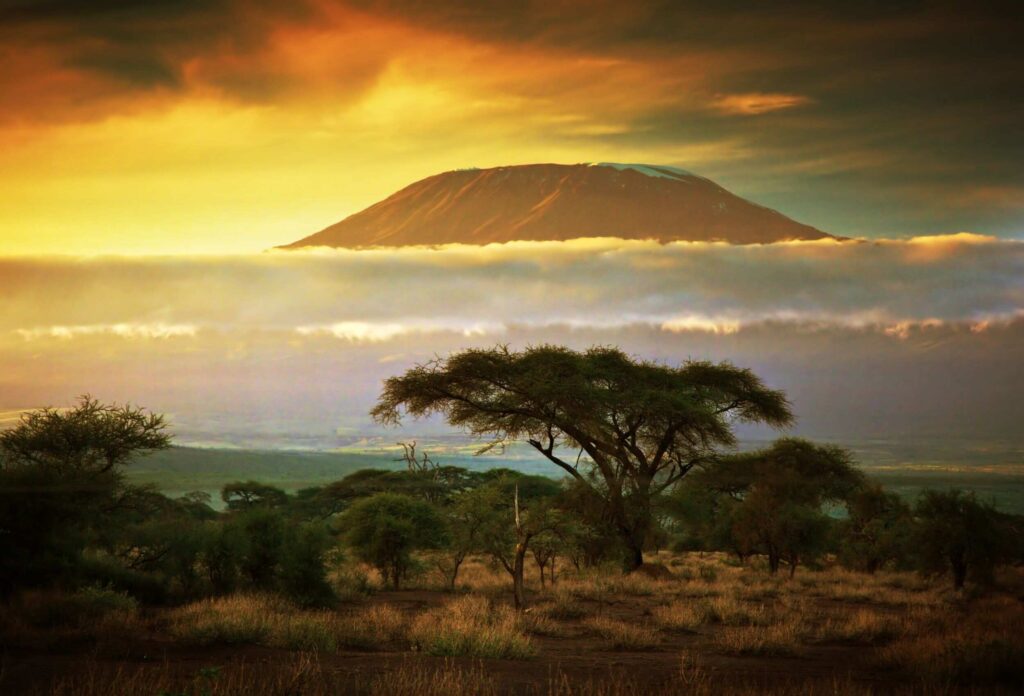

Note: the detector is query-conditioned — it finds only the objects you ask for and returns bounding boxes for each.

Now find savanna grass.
[167,594,406,651]
[408,595,536,659]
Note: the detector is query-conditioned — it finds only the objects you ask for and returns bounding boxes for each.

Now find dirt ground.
[3,555,1022,694]
[0,590,915,694]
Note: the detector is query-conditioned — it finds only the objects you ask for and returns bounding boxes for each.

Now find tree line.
[1,346,1021,610]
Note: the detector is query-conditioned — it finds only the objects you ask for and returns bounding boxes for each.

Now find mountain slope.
[281,163,832,248]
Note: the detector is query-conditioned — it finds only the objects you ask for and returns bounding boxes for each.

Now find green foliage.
[233,508,286,588]
[838,484,913,573]
[342,493,447,589]
[0,396,170,596]
[278,523,336,607]
[371,344,793,570]
[221,480,289,511]
[199,521,246,594]
[114,513,205,598]
[913,489,1011,590]
[14,585,139,629]
[677,438,860,574]
[731,492,832,575]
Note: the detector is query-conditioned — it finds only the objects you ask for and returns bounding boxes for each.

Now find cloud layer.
[3,236,1021,336]
[1,236,1022,445]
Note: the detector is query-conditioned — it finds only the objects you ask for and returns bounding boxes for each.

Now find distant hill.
[280,163,833,248]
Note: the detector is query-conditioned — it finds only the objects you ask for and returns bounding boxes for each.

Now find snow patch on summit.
[590,162,697,180]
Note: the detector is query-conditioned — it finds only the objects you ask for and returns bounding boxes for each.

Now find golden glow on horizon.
[1,4,1019,254]
[0,8,738,255]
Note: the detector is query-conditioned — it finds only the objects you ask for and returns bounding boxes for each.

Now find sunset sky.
[1,1,1021,254]
[1,2,1022,448]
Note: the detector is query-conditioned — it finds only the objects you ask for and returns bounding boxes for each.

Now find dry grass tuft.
[583,616,661,651]
[535,588,588,620]
[880,596,1024,687]
[167,594,406,651]
[366,660,499,696]
[814,608,899,644]
[408,595,536,659]
[653,596,771,633]
[713,621,805,657]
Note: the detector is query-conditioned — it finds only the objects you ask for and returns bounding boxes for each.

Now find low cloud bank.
[1,235,1021,444]
[2,235,1021,340]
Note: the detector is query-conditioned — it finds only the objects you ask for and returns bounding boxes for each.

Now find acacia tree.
[371,345,792,571]
[468,478,562,609]
[221,481,289,511]
[342,492,447,589]
[913,490,1010,590]
[0,396,171,594]
[688,438,862,575]
[838,484,913,574]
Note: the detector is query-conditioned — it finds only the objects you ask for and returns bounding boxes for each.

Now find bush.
[199,521,246,595]
[78,554,170,605]
[343,493,447,589]
[279,523,337,607]
[12,586,139,629]
[913,490,1011,590]
[234,508,285,589]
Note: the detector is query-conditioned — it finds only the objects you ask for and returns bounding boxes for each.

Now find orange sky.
[0,1,1020,254]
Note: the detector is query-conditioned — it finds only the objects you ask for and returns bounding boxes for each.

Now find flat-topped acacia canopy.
[371,345,793,570]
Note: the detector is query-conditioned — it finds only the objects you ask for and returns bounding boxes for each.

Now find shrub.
[11,586,138,629]
[234,508,286,589]
[199,521,246,595]
[279,523,336,607]
[912,490,1011,590]
[78,553,170,605]
[343,493,448,590]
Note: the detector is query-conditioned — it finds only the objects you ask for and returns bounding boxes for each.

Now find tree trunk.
[609,482,649,573]
[768,551,780,574]
[624,541,644,572]
[951,556,967,591]
[447,556,464,591]
[550,556,557,586]
[511,484,529,610]
[513,543,527,610]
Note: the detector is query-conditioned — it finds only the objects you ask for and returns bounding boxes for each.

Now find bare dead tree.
[396,441,437,473]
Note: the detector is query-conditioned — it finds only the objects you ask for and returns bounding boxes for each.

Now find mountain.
[280,163,833,248]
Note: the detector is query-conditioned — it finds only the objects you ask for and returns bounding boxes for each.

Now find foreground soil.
[3,555,1022,695]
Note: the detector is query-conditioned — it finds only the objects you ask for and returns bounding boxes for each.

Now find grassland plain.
[2,552,1022,694]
